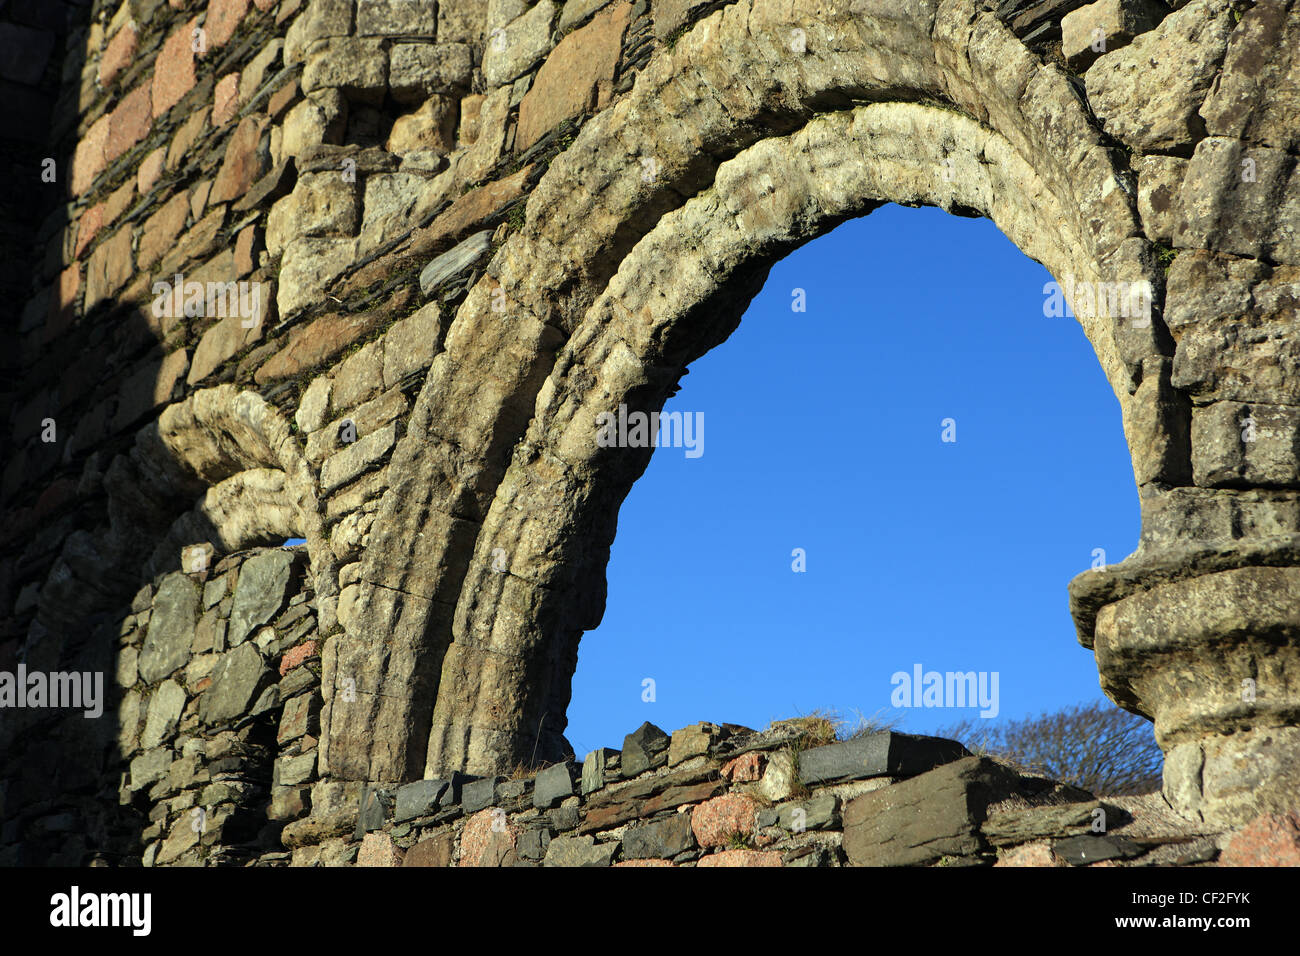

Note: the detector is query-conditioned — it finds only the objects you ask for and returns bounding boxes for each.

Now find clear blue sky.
[564,203,1143,758]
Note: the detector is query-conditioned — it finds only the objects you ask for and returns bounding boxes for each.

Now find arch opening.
[564,203,1142,759]
[420,97,1173,778]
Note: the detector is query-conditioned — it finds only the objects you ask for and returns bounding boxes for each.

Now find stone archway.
[326,0,1195,793]
[6,0,1297,858]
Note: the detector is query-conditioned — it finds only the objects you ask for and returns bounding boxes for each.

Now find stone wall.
[3,0,1300,864]
[298,719,1247,868]
[0,544,321,865]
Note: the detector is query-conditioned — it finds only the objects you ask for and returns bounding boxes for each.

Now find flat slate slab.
[797,732,970,785]
[461,775,505,814]
[1052,834,1146,866]
[419,229,493,296]
[395,779,449,823]
[533,760,578,809]
[842,756,1026,866]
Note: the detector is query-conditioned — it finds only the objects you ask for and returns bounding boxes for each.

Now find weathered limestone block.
[389,43,473,102]
[1165,251,1300,405]
[296,377,334,433]
[1085,0,1236,152]
[1134,155,1187,245]
[302,37,389,105]
[359,173,428,249]
[382,302,444,388]
[308,389,407,466]
[275,751,318,787]
[332,340,386,412]
[482,0,557,87]
[1094,566,1300,825]
[456,85,511,182]
[439,0,488,53]
[356,0,438,36]
[1061,0,1166,72]
[281,89,348,160]
[330,509,376,560]
[275,237,361,320]
[267,173,361,257]
[285,0,355,65]
[387,95,458,156]
[320,422,397,493]
[651,0,713,40]
[1199,0,1300,153]
[488,0,529,34]
[1175,138,1300,265]
[1191,400,1300,488]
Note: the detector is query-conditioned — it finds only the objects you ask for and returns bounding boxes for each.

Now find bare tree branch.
[935,701,1162,795]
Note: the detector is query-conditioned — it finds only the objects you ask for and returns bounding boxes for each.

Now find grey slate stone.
[517,827,552,861]
[461,775,505,814]
[199,643,272,725]
[249,684,280,716]
[274,751,317,787]
[758,793,839,832]
[543,833,617,867]
[141,680,186,750]
[138,573,199,683]
[356,785,393,836]
[496,778,531,809]
[1053,834,1146,866]
[548,804,580,831]
[623,812,695,859]
[533,761,578,809]
[129,749,172,791]
[278,665,317,700]
[396,779,449,823]
[440,771,472,807]
[842,756,1025,867]
[783,845,831,868]
[227,551,296,647]
[581,748,617,795]
[622,721,671,777]
[419,229,493,296]
[983,801,1116,847]
[798,732,969,786]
